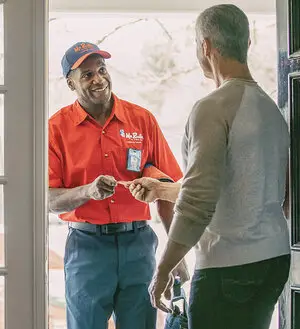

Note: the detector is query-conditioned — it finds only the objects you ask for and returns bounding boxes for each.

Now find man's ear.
[203,38,212,57]
[67,77,75,91]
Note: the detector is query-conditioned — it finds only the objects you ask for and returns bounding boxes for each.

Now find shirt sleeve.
[148,114,183,182]
[142,164,173,182]
[48,126,63,188]
[168,100,228,247]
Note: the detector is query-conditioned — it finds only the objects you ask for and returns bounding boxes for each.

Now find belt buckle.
[102,224,113,235]
[108,224,119,234]
[101,222,136,235]
[102,223,122,235]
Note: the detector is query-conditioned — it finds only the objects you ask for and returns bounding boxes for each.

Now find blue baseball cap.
[61,42,111,78]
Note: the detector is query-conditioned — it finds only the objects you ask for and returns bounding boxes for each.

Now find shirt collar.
[72,93,126,126]
[112,94,127,123]
[72,100,88,126]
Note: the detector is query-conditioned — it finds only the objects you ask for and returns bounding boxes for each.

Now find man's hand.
[128,177,162,203]
[172,259,190,284]
[149,268,174,313]
[87,175,117,200]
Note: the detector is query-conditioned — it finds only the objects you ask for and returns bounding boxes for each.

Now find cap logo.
[73,43,96,53]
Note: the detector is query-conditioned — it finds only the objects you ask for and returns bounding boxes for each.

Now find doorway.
[47,10,279,329]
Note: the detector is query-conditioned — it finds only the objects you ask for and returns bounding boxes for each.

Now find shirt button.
[102,130,106,134]
[111,199,115,203]
[104,153,108,157]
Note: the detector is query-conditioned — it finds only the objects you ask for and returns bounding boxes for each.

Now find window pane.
[292,290,300,329]
[0,185,3,267]
[289,0,300,55]
[0,94,3,175]
[290,76,300,246]
[0,277,4,329]
[0,5,3,85]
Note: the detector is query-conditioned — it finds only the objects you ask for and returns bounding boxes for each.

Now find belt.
[69,220,147,235]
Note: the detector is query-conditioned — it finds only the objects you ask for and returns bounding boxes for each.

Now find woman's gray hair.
[196,4,250,63]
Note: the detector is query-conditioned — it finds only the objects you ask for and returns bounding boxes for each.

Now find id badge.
[127,148,142,172]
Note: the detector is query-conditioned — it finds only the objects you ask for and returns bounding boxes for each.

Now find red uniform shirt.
[49,94,182,224]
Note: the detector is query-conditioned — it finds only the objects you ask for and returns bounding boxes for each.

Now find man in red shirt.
[48,42,185,329]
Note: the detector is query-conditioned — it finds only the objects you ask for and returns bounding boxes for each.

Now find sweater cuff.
[168,213,207,247]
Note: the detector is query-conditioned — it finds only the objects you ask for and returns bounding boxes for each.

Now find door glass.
[290,76,300,247]
[0,185,3,267]
[0,277,4,329]
[289,0,300,55]
[292,290,300,328]
[0,94,4,175]
[0,5,3,85]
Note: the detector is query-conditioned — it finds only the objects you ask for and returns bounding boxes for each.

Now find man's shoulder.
[118,97,155,122]
[49,103,74,127]
[197,82,242,106]
[190,82,247,123]
[190,90,224,119]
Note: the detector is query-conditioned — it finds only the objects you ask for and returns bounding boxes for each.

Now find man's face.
[196,36,213,79]
[67,54,112,107]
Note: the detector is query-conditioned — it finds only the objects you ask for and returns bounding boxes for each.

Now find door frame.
[277,0,300,328]
[3,0,48,329]
[2,1,285,329]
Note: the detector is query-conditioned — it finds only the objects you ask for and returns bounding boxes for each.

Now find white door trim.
[33,0,48,328]
[4,0,48,328]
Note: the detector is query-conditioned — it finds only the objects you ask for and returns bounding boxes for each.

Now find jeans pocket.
[148,225,159,252]
[221,264,266,304]
[64,227,76,266]
[221,278,257,303]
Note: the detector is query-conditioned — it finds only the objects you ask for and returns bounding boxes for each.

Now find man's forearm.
[156,181,181,232]
[157,182,181,203]
[156,200,174,233]
[158,239,191,274]
[49,185,91,214]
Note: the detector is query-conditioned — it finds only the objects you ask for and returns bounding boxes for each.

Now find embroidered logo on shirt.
[119,129,144,143]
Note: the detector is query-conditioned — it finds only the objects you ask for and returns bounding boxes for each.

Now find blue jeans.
[189,254,290,329]
[64,224,158,329]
